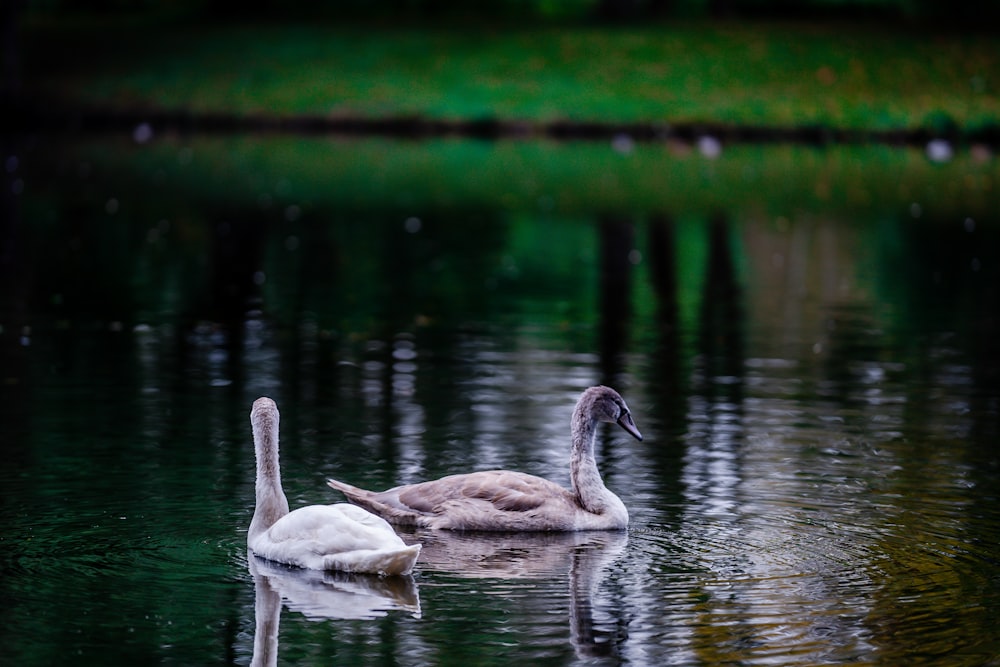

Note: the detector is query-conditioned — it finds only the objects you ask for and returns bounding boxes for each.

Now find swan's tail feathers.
[325,543,422,577]
[326,478,367,500]
[326,478,422,526]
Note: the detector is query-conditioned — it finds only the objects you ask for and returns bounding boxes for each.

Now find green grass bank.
[18,17,1000,136]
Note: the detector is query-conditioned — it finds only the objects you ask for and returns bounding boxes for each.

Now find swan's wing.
[329,471,580,530]
[334,502,402,531]
[394,471,585,530]
[265,504,405,551]
[254,504,420,574]
[397,471,564,513]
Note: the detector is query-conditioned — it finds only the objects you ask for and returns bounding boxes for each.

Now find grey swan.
[248,397,421,575]
[327,386,642,531]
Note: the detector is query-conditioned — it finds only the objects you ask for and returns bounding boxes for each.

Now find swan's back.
[329,471,611,531]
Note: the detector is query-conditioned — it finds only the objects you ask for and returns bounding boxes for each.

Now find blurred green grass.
[29,134,998,221]
[22,18,999,131]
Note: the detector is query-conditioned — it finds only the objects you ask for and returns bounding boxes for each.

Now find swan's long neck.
[569,406,621,517]
[249,408,289,544]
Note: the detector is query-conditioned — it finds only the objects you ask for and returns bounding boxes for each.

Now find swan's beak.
[617,412,643,441]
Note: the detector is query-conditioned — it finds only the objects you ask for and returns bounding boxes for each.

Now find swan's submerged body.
[328,386,641,531]
[248,397,420,575]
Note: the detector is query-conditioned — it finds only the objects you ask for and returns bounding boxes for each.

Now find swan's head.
[580,386,643,441]
[251,397,279,438]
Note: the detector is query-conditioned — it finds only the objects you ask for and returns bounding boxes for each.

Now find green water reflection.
[1,136,998,665]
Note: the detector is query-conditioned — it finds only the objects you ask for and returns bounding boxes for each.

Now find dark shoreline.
[6,97,999,149]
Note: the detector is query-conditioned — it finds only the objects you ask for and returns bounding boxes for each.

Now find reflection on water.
[1,136,999,666]
[414,531,628,660]
[248,555,419,667]
[250,564,281,667]
[413,529,626,580]
[249,555,420,621]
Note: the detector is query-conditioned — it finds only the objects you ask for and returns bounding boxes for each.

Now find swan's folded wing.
[335,502,401,530]
[397,471,566,514]
[255,505,420,574]
[267,504,403,550]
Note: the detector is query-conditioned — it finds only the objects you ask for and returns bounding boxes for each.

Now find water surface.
[1,135,998,665]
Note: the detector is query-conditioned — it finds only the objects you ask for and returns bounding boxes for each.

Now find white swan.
[247,397,421,576]
[327,386,642,531]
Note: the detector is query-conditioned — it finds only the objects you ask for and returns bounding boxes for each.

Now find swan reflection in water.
[411,529,629,659]
[248,554,420,667]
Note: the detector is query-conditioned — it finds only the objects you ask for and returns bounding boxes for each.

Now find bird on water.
[247,397,421,576]
[327,385,642,531]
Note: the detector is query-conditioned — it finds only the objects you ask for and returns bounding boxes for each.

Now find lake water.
[1,135,999,665]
